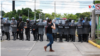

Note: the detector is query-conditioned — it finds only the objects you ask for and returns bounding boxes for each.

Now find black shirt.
[47,23,53,34]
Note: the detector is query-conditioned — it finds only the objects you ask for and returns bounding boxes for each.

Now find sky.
[0,0,94,14]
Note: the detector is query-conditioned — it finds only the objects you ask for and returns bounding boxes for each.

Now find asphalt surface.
[1,31,100,56]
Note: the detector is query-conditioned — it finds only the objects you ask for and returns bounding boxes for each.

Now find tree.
[94,0,100,4]
[62,13,78,21]
[36,9,43,19]
[56,13,61,18]
[76,13,81,18]
[0,11,5,16]
[3,8,91,21]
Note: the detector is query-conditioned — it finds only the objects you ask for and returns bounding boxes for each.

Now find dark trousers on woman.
[47,33,53,49]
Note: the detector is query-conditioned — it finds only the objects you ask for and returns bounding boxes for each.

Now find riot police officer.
[38,19,44,41]
[24,19,30,41]
[18,17,24,40]
[1,17,4,40]
[44,18,49,41]
[4,18,10,40]
[17,20,19,39]
[69,20,76,42]
[64,20,70,42]
[68,19,72,41]
[58,20,64,42]
[76,18,83,42]
[11,17,17,40]
[52,19,58,41]
[83,17,90,42]
[32,20,38,41]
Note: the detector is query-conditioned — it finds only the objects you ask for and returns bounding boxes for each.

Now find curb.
[88,40,100,49]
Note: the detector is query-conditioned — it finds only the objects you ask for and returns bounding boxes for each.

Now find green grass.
[94,39,100,45]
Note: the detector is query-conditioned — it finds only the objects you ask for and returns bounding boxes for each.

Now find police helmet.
[12,17,15,20]
[85,17,88,22]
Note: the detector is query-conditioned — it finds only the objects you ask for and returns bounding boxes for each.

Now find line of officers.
[1,17,90,42]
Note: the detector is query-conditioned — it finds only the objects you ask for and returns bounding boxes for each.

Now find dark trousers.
[1,31,4,40]
[25,31,30,41]
[33,32,38,41]
[64,34,69,42]
[5,32,10,40]
[37,33,39,40]
[17,31,19,39]
[53,33,57,41]
[59,34,63,42]
[83,34,89,42]
[38,34,43,41]
[13,32,17,40]
[12,32,14,36]
[2,31,4,36]
[19,31,24,40]
[47,33,53,49]
[78,34,83,42]
[69,34,72,41]
[70,35,75,42]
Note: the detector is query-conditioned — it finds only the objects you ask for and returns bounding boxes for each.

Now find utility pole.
[1,2,2,17]
[93,0,95,4]
[12,0,15,11]
[91,0,96,40]
[91,9,96,41]
[44,14,45,20]
[34,0,36,20]
[54,1,56,19]
[39,13,41,19]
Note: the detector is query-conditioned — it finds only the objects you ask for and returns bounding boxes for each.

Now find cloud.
[42,0,90,14]
[16,0,40,11]
[1,1,12,13]
[1,0,40,12]
[1,0,92,14]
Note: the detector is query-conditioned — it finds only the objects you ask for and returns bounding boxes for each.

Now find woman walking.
[44,19,56,52]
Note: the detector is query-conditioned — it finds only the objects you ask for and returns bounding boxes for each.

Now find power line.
[3,0,93,4]
[2,3,92,6]
[1,3,90,8]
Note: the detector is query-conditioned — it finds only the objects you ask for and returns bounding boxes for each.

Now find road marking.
[73,42,83,56]
[27,41,37,56]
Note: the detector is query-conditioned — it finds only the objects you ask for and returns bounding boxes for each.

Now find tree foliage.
[94,0,100,4]
[2,8,90,22]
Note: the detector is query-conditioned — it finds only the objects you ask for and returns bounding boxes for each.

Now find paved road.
[1,32,100,56]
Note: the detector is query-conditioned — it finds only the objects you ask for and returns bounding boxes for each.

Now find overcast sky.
[0,0,94,14]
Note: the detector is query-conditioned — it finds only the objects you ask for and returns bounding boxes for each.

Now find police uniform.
[76,18,83,42]
[18,17,24,40]
[83,17,90,42]
[32,21,38,41]
[4,18,10,40]
[69,20,76,42]
[11,17,17,40]
[25,19,30,41]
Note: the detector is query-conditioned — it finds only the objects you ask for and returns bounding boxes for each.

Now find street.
[1,32,100,56]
